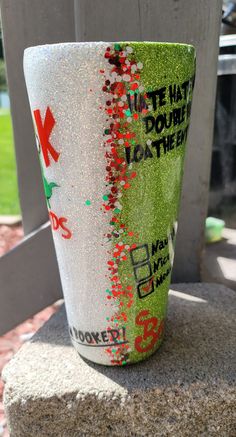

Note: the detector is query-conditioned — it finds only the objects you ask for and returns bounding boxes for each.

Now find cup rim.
[24,40,195,55]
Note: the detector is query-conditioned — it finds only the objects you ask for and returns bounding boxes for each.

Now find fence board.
[0,0,75,235]
[0,223,62,336]
[74,0,222,281]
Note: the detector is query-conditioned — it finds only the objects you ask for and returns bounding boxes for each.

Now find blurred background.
[0,19,20,218]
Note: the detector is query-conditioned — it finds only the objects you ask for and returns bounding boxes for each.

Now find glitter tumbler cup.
[24,42,195,366]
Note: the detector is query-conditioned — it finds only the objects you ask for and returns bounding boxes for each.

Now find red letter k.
[33,107,60,168]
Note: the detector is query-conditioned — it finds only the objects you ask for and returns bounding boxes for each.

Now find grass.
[0,109,21,215]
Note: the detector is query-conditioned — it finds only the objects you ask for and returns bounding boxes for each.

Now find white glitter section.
[24,42,121,365]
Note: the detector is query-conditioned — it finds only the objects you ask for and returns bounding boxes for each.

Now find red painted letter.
[33,107,60,167]
[49,211,72,240]
[49,211,59,230]
[135,310,164,353]
[59,217,72,240]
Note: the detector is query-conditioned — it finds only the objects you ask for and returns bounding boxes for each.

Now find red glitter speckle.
[124,183,131,189]
[131,82,139,90]
[100,44,147,365]
[107,261,114,266]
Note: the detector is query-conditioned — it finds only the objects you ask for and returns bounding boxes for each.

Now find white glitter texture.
[24,42,120,365]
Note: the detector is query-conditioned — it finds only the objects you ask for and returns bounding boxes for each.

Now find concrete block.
[3,283,236,437]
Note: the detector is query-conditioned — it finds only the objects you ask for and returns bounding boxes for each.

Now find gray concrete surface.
[3,283,236,437]
[202,227,236,291]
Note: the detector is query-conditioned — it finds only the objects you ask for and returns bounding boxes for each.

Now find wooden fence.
[0,0,222,335]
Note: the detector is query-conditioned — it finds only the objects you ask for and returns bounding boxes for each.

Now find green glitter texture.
[116,42,196,363]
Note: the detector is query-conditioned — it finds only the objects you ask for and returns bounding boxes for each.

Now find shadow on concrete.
[32,283,235,389]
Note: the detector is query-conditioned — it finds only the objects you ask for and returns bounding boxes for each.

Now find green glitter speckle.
[103,195,109,201]
[114,208,121,214]
[125,109,132,117]
[85,199,91,206]
[114,43,121,51]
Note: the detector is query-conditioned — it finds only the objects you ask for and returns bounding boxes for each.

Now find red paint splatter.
[100,44,147,364]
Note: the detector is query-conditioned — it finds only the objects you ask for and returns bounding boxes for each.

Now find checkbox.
[134,262,152,282]
[137,278,155,298]
[130,244,149,266]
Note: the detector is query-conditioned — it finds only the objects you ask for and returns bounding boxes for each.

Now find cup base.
[71,336,165,366]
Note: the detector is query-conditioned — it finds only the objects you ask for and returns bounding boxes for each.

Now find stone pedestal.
[3,284,236,436]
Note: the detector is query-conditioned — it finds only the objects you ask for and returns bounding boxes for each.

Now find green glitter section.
[115,42,196,363]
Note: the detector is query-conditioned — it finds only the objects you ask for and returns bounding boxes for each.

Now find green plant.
[0,111,20,214]
[0,59,7,91]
